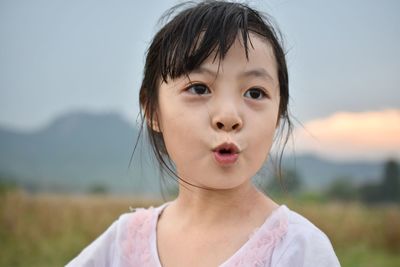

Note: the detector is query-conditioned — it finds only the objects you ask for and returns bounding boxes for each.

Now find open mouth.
[218,148,234,154]
[212,143,240,165]
[213,143,239,154]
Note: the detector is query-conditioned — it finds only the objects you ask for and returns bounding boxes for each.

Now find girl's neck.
[169,182,278,228]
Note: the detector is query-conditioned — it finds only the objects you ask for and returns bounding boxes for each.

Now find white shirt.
[66,204,341,266]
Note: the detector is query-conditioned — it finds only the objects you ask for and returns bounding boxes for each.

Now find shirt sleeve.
[273,228,341,267]
[65,220,118,267]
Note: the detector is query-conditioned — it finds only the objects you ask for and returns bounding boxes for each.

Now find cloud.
[292,109,400,161]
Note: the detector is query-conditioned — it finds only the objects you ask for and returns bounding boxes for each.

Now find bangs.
[157,1,266,82]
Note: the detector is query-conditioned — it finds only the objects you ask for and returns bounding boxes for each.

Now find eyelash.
[244,88,269,100]
[185,83,269,100]
[185,83,211,95]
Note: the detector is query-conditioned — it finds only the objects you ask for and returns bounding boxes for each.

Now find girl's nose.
[211,108,243,132]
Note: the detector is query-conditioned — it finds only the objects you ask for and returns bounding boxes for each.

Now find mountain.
[0,111,386,195]
[282,154,383,190]
[0,111,162,196]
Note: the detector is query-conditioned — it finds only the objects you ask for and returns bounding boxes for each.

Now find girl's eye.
[244,88,268,100]
[186,83,211,95]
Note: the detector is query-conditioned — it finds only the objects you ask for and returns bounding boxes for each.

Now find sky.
[0,0,399,161]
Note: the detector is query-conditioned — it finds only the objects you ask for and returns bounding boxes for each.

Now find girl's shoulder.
[118,205,158,233]
[66,204,165,267]
[270,206,341,267]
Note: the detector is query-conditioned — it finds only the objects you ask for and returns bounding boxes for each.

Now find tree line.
[263,159,400,204]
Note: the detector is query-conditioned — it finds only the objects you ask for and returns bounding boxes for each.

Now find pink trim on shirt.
[120,204,289,266]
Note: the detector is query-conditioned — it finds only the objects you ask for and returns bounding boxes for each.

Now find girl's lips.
[213,151,239,165]
[212,142,240,165]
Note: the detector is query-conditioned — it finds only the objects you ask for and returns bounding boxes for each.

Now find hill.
[0,111,161,196]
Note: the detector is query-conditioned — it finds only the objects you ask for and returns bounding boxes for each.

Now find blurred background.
[0,0,399,266]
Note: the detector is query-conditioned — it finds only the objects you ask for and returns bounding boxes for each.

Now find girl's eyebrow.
[191,66,275,83]
[191,66,218,77]
[240,68,275,83]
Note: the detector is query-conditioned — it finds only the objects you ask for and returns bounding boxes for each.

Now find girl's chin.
[179,176,253,191]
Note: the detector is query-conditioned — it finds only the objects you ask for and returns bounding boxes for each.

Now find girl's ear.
[147,112,162,133]
[141,98,162,133]
[150,119,161,133]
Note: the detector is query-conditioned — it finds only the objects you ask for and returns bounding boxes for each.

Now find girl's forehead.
[196,34,278,80]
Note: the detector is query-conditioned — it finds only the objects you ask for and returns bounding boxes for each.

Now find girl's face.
[156,34,280,190]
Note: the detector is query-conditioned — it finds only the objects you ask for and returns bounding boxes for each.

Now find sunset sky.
[292,109,400,161]
[1,0,399,161]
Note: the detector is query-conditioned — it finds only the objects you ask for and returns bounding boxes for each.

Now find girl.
[67,1,340,266]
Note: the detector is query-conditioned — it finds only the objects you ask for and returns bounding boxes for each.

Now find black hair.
[132,0,292,187]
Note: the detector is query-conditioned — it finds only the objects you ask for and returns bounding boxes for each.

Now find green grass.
[1,190,399,267]
[337,244,400,267]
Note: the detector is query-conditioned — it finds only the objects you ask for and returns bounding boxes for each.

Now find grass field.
[1,190,399,267]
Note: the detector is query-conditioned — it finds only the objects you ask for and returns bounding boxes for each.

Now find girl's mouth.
[212,143,240,165]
